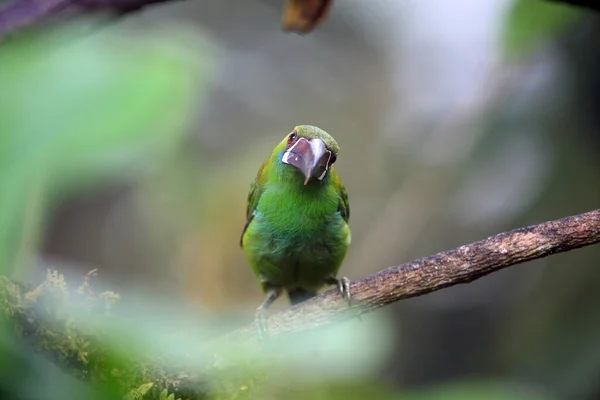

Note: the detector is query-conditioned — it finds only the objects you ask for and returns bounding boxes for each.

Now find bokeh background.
[1,0,600,399]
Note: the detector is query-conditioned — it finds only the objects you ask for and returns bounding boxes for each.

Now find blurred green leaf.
[125,382,154,400]
[265,379,402,400]
[502,0,581,60]
[405,380,549,400]
[159,389,178,400]
[0,23,209,275]
[1,268,395,399]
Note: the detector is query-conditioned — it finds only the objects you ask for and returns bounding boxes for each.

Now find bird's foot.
[255,307,270,341]
[338,276,352,306]
[327,276,352,306]
[254,286,281,341]
[327,276,361,321]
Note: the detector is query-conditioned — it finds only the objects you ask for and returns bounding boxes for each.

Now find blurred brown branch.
[0,0,332,41]
[0,0,184,39]
[0,0,596,42]
[545,0,600,12]
[224,208,600,342]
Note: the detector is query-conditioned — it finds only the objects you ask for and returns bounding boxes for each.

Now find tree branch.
[223,208,600,342]
[1,209,599,398]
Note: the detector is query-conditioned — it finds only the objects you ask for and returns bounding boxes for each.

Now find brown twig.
[223,208,600,342]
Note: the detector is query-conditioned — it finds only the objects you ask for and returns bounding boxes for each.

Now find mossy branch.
[1,209,599,399]
[0,270,216,400]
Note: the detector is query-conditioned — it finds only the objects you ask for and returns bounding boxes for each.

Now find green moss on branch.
[0,271,239,400]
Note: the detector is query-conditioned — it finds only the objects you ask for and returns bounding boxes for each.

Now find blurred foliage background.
[1,0,600,399]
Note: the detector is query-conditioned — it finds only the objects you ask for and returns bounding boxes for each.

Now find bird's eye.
[288,131,298,145]
[329,153,338,165]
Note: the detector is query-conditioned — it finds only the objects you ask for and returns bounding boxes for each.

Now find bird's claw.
[338,276,352,306]
[329,276,361,321]
[327,276,352,306]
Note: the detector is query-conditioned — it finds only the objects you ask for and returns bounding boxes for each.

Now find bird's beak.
[282,137,332,185]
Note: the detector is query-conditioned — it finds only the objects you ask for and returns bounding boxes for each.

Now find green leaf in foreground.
[0,23,210,275]
[502,0,581,60]
[405,380,549,400]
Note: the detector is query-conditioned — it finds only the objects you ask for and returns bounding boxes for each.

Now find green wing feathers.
[334,173,350,223]
[241,160,268,247]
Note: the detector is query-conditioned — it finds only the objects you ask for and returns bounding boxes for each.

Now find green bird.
[241,125,351,330]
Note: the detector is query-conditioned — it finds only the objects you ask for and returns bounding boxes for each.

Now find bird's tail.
[288,288,317,306]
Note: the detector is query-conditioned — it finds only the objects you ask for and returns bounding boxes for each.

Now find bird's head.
[278,125,340,185]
